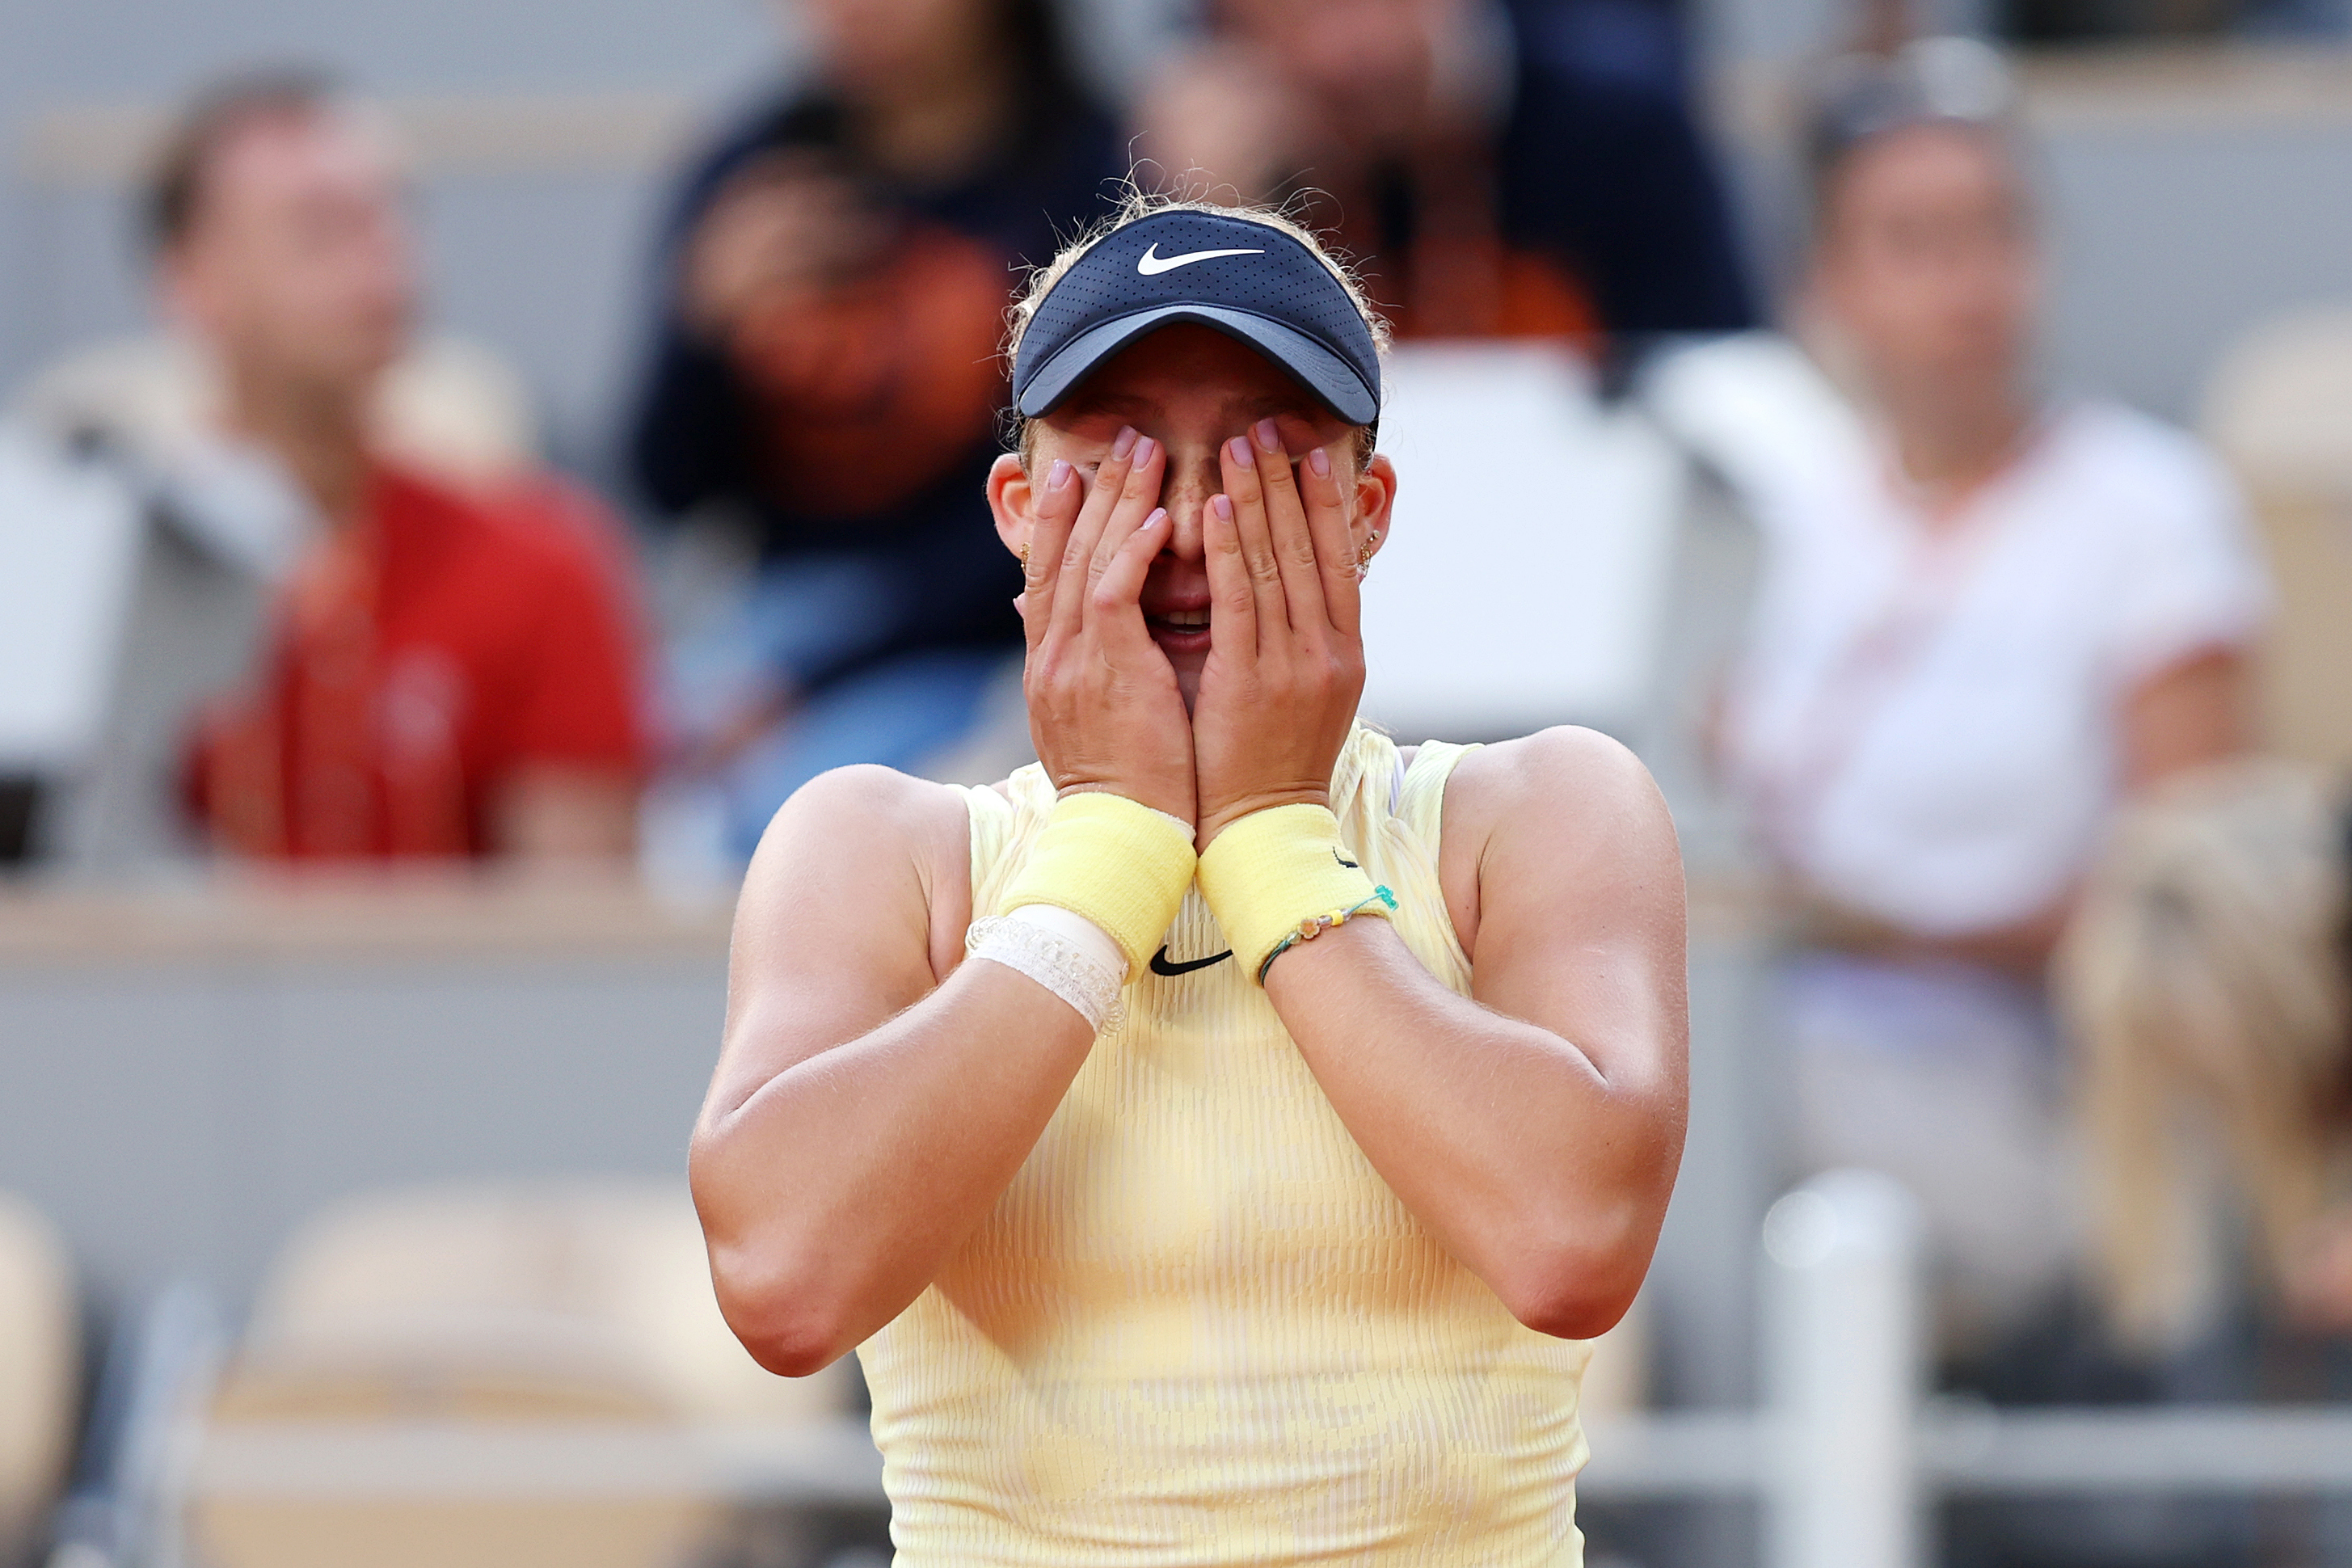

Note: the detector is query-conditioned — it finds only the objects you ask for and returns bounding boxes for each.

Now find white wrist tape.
[967,907,1127,1033]
[1008,903,1127,978]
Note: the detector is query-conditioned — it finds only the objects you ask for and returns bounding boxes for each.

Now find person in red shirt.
[151,74,645,861]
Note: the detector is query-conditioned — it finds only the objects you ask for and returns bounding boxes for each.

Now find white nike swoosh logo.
[1136,242,1265,276]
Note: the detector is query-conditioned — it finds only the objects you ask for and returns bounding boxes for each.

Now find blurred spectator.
[2005,0,2351,43]
[2064,761,2350,1352]
[631,0,1120,856]
[0,1193,74,1568]
[1134,0,1754,348]
[147,74,647,862]
[1684,39,2270,1354]
[10,252,560,870]
[2202,303,2352,778]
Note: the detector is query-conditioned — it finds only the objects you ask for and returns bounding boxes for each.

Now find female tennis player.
[691,196,1689,1563]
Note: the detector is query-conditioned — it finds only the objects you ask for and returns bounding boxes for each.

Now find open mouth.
[1144,608,1212,652]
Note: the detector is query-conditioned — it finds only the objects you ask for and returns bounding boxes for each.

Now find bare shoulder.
[1448,727,1670,842]
[747,764,969,883]
[710,766,976,1115]
[736,765,976,985]
[761,762,969,842]
[1436,727,1682,954]
[1452,723,1646,795]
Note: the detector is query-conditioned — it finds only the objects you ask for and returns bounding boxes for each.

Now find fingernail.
[1145,506,1170,529]
[1226,436,1254,468]
[1254,418,1280,453]
[1047,458,1073,490]
[1308,446,1330,478]
[1211,494,1233,521]
[1132,435,1157,466]
[1112,427,1139,458]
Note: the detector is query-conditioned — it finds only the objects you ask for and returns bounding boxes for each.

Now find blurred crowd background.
[2,0,2351,1564]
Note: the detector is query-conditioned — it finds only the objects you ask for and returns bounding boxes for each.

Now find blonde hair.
[2060,759,2352,1345]
[1003,188,1389,469]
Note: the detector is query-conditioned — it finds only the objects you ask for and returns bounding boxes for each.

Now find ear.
[1352,452,1397,564]
[985,452,1033,563]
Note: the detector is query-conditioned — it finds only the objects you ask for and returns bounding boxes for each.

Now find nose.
[1157,440,1220,561]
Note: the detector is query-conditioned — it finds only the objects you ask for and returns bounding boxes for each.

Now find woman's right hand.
[1018,429,1194,825]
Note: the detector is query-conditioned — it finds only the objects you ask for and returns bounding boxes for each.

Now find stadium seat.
[193,1181,849,1568]
[0,1191,78,1568]
[2201,305,2352,772]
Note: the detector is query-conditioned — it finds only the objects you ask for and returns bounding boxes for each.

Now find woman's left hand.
[1192,419,1365,851]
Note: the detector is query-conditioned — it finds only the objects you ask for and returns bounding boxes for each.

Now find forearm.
[1794,883,2070,979]
[692,959,1093,1372]
[1933,900,2071,976]
[1265,917,1681,1337]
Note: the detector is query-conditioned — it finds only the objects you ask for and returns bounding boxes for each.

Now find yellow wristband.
[998,792,1198,983]
[1196,803,1390,985]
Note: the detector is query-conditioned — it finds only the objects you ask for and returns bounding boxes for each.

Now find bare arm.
[693,425,1187,1376]
[689,766,1095,1375]
[2121,643,2249,790]
[1189,421,1687,1339]
[1265,729,1689,1338]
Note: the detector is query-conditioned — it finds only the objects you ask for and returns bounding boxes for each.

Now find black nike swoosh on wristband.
[1334,849,1360,869]
[1149,945,1233,977]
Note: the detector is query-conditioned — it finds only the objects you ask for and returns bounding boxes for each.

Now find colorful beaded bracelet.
[1255,885,1400,984]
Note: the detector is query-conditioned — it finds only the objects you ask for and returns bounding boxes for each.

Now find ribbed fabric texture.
[858,728,1593,1566]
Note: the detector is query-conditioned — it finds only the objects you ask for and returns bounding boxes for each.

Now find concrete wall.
[2029,65,2352,423]
[0,887,733,1315]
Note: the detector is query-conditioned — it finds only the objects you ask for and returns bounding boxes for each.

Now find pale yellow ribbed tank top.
[858,727,1591,1565]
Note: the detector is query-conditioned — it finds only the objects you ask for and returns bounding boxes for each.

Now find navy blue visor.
[1011,209,1382,428]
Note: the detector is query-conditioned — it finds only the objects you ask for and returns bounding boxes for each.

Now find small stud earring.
[1354,529,1382,580]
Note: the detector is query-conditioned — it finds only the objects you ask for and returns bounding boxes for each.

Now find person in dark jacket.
[1136,0,1752,355]
[631,0,1122,855]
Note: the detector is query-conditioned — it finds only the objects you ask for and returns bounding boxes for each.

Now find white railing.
[1576,1170,2352,1567]
[1760,1170,1928,1568]
[166,1171,2352,1568]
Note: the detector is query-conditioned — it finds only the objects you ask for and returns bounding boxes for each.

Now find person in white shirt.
[1688,40,2270,1351]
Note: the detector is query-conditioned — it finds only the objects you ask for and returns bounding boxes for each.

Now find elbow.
[693,1146,858,1378]
[708,1246,859,1378]
[739,1324,854,1382]
[1492,1203,1657,1342]
[1503,1275,1642,1342]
